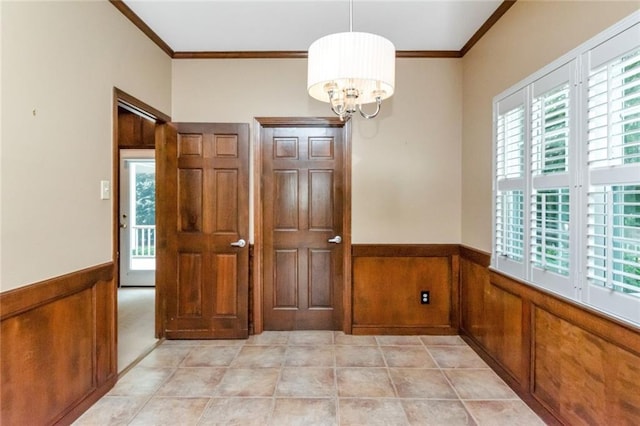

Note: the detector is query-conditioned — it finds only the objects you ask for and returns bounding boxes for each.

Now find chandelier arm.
[358,97,382,119]
[330,103,348,121]
[328,89,349,121]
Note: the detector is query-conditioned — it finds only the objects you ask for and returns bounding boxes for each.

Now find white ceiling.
[121,0,504,53]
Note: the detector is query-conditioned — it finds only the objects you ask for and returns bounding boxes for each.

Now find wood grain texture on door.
[261,125,346,330]
[156,123,249,339]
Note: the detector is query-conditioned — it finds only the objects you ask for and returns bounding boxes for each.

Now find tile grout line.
[79,333,545,425]
[428,343,482,426]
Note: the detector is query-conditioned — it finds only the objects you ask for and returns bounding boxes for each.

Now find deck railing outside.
[131,225,155,258]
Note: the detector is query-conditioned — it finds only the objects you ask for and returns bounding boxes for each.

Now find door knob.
[230,239,246,248]
[120,223,127,229]
[328,236,342,244]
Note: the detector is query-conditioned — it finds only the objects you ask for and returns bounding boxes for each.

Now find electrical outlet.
[420,291,430,304]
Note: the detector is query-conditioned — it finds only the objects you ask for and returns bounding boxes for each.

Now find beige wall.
[0,1,172,291]
[461,0,639,252]
[7,0,629,289]
[172,58,463,243]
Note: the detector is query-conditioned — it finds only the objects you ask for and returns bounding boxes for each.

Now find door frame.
[112,88,171,339]
[253,117,352,334]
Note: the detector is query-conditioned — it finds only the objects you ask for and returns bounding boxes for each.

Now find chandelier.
[307,0,396,121]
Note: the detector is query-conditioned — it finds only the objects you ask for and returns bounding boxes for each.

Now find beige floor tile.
[339,398,409,426]
[402,399,476,426]
[444,369,517,400]
[108,366,174,396]
[420,336,466,346]
[376,335,423,346]
[285,345,335,367]
[181,346,240,367]
[81,333,544,425]
[464,400,546,425]
[288,330,335,345]
[389,368,458,399]
[231,345,286,368]
[73,396,148,425]
[276,367,336,397]
[155,367,225,397]
[127,397,209,426]
[137,345,191,368]
[214,368,280,396]
[335,345,385,367]
[246,331,290,345]
[334,332,378,346]
[199,397,274,426]
[162,339,245,346]
[269,398,337,426]
[381,346,438,368]
[337,368,396,397]
[427,346,488,368]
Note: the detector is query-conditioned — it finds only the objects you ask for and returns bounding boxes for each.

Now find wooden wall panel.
[1,290,94,424]
[484,281,525,382]
[352,245,459,335]
[460,258,487,341]
[533,306,640,424]
[0,263,116,425]
[117,109,155,148]
[460,246,640,425]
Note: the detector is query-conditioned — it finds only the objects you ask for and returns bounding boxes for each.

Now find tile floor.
[74,331,545,425]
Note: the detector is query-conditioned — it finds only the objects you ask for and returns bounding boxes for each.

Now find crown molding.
[112,0,517,60]
[460,0,517,56]
[110,0,174,57]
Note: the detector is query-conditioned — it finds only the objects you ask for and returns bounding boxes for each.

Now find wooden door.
[261,124,346,330]
[156,123,249,339]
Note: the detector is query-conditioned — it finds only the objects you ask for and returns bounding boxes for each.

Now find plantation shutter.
[584,23,640,323]
[494,89,527,279]
[529,62,575,296]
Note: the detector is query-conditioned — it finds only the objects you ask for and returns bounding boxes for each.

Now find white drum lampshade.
[307,31,395,119]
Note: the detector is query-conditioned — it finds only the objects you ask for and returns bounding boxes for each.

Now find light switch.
[100,180,111,200]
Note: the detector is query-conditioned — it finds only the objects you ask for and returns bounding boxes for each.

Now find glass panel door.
[120,150,155,286]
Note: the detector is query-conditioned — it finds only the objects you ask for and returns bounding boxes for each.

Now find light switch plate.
[100,180,110,200]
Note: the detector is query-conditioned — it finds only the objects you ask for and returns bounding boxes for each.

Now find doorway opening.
[120,151,156,287]
[118,150,157,371]
[113,88,170,373]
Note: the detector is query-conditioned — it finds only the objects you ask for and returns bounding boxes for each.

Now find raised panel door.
[157,123,249,338]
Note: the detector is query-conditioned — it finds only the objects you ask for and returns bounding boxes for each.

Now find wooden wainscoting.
[0,263,116,425]
[351,244,460,335]
[460,246,640,425]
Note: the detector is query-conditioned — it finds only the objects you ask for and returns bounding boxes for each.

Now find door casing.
[112,88,171,340]
[253,117,352,334]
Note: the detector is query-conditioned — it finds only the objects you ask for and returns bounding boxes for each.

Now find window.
[493,14,640,326]
[495,92,527,278]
